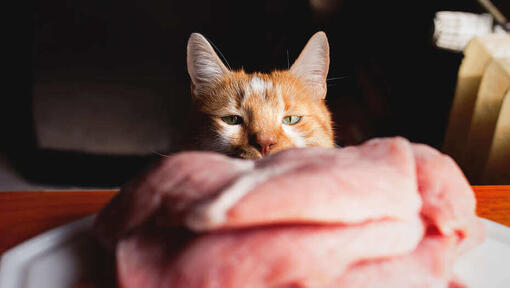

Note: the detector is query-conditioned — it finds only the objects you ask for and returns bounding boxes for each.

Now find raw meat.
[96,137,420,238]
[117,218,423,288]
[186,137,420,231]
[94,153,254,249]
[332,232,459,288]
[94,137,484,288]
[412,144,485,255]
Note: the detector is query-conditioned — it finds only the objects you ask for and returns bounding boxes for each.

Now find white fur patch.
[245,76,273,100]
[185,165,287,231]
[275,84,285,112]
[282,125,307,147]
[215,122,241,151]
[251,76,271,93]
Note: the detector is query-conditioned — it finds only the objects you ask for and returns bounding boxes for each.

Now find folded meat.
[94,137,484,288]
[332,233,460,288]
[187,137,420,231]
[413,144,485,255]
[118,219,423,288]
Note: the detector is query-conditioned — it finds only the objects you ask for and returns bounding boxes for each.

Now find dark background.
[3,0,509,188]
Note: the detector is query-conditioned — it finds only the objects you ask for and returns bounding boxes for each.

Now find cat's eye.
[221,115,243,125]
[282,116,302,125]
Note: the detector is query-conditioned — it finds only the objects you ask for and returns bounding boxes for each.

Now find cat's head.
[186,32,334,159]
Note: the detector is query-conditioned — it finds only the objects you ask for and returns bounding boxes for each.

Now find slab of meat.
[94,137,484,288]
[94,153,255,249]
[412,144,485,255]
[117,218,423,288]
[187,137,420,231]
[332,233,459,288]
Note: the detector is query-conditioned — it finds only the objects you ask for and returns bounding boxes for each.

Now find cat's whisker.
[206,37,232,70]
[150,149,171,158]
[326,75,349,81]
[286,49,290,69]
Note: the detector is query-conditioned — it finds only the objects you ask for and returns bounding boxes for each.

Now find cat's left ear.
[290,31,330,99]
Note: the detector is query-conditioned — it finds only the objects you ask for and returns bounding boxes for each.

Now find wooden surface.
[0,186,509,254]
[0,190,118,254]
[473,185,510,227]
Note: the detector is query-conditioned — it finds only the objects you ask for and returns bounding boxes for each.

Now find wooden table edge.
[0,185,509,254]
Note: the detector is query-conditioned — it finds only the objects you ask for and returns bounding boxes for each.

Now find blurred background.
[3,0,509,190]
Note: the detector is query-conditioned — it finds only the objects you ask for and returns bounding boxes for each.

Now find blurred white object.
[0,216,104,288]
[477,0,508,26]
[1,216,510,287]
[494,24,510,33]
[433,12,494,52]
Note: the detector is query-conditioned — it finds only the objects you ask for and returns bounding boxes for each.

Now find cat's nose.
[250,134,276,156]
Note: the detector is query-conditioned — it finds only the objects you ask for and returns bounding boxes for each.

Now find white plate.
[454,219,510,287]
[1,217,509,288]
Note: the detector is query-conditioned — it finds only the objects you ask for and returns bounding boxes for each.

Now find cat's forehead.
[238,75,284,116]
[245,75,273,94]
[201,71,313,116]
[241,75,278,105]
[223,72,304,99]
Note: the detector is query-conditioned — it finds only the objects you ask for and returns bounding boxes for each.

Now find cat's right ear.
[187,33,230,95]
[290,31,330,100]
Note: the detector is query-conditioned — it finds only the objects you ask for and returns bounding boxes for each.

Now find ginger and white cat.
[185,31,334,159]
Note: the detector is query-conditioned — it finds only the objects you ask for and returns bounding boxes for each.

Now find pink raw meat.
[94,137,485,288]
[96,137,421,240]
[332,232,459,288]
[413,144,485,254]
[186,137,420,230]
[95,152,254,249]
[117,218,423,288]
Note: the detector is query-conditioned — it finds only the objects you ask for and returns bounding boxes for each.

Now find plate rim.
[0,216,508,287]
[0,215,96,288]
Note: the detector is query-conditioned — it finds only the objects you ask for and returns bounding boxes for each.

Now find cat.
[184,31,334,159]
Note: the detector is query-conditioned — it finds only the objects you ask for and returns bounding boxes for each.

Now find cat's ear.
[187,33,230,94]
[290,31,330,99]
